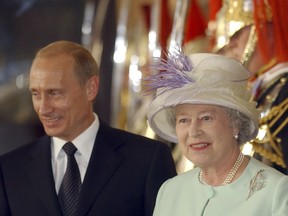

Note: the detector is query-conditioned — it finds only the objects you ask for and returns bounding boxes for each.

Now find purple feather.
[143,46,194,95]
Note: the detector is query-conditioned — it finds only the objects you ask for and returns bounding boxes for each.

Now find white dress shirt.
[51,113,99,193]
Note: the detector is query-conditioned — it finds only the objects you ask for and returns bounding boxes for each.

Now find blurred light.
[128,68,142,89]
[16,74,25,89]
[228,21,243,37]
[113,50,126,63]
[168,41,178,53]
[129,55,142,93]
[145,125,156,139]
[113,37,127,63]
[130,55,139,64]
[152,48,161,58]
[232,0,238,7]
[133,85,141,93]
[217,35,227,49]
[81,1,94,35]
[257,125,267,140]
[82,25,92,35]
[242,125,267,156]
[148,31,157,51]
[242,142,254,156]
[243,0,253,12]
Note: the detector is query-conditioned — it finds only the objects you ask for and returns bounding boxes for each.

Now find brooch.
[247,169,265,200]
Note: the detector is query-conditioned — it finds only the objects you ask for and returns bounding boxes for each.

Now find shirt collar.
[52,113,100,163]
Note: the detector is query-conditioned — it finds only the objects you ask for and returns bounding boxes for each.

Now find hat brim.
[147,86,259,143]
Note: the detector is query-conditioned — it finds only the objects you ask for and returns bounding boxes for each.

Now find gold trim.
[241,25,257,66]
[251,98,288,168]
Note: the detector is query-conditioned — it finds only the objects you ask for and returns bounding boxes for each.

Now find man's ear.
[86,75,99,101]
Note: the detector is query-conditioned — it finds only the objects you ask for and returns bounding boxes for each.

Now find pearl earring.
[234,134,239,140]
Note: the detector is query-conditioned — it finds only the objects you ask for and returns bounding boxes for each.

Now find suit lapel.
[77,123,123,216]
[25,136,62,216]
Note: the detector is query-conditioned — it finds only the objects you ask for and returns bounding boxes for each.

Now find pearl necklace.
[199,152,244,186]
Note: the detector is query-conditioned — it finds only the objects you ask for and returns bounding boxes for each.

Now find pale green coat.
[153,158,288,216]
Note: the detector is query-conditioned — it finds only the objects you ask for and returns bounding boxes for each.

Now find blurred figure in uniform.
[213,0,288,174]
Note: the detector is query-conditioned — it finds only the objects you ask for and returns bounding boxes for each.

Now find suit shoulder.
[97,123,173,158]
[0,136,49,163]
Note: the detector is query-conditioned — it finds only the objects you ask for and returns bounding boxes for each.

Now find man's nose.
[38,97,52,115]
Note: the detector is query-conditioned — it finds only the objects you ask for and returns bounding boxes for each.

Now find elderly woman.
[145,50,288,216]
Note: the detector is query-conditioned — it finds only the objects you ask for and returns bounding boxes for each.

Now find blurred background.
[1,0,287,174]
[0,0,214,158]
[0,0,221,175]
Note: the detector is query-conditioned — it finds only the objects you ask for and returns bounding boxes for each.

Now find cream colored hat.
[146,51,260,143]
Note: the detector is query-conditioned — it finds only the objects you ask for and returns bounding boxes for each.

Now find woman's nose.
[188,121,202,137]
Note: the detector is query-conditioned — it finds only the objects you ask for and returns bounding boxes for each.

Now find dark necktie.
[58,142,81,216]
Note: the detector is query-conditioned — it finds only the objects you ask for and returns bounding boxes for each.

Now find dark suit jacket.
[0,121,176,216]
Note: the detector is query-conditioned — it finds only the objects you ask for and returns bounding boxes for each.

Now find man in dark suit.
[0,41,176,216]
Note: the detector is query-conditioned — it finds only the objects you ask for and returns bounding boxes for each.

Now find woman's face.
[175,104,239,168]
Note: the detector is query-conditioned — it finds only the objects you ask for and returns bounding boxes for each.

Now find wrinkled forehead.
[30,55,76,76]
[29,56,77,88]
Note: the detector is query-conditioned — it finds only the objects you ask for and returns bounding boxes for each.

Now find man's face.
[217,25,263,74]
[217,26,251,61]
[29,54,98,141]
